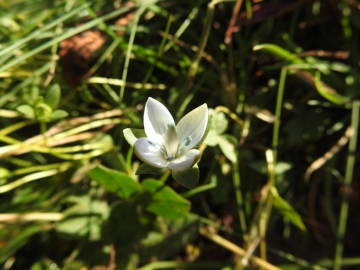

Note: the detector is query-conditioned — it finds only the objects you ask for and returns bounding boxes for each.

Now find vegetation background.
[0,0,359,269]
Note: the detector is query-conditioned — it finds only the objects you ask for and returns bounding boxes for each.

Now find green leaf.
[249,161,293,175]
[0,225,42,264]
[217,134,237,162]
[136,163,167,175]
[16,104,35,118]
[142,179,190,220]
[103,201,142,247]
[50,109,68,120]
[274,162,293,174]
[88,165,140,199]
[123,128,147,146]
[253,44,303,64]
[314,71,350,105]
[271,187,306,231]
[203,133,219,146]
[0,167,11,178]
[35,102,52,122]
[45,84,61,109]
[56,196,109,240]
[172,165,200,189]
[210,109,228,134]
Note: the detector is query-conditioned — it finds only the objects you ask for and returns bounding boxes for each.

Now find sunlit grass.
[1,0,360,269]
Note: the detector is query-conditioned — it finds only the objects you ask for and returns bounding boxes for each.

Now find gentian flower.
[133,97,208,171]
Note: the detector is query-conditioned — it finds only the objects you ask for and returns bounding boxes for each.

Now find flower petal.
[144,98,175,144]
[134,138,167,168]
[176,104,208,153]
[163,125,178,159]
[167,149,200,171]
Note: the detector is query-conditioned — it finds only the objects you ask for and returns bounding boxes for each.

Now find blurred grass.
[1,0,360,269]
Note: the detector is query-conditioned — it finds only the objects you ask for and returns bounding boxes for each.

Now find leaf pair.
[88,165,190,220]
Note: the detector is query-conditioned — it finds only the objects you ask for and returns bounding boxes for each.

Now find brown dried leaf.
[59,30,106,86]
[114,1,136,35]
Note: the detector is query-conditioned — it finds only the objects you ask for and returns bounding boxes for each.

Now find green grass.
[0,0,360,269]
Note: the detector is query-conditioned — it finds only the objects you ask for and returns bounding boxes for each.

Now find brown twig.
[304,126,353,183]
[200,227,281,270]
[107,243,116,270]
[225,0,244,44]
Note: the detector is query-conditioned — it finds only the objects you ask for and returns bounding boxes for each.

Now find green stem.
[272,67,287,163]
[0,163,72,193]
[0,120,35,136]
[40,121,47,144]
[334,101,359,270]
[159,169,171,183]
[119,3,150,103]
[233,155,248,238]
[184,2,215,99]
[142,15,173,85]
[0,4,89,60]
[0,7,134,75]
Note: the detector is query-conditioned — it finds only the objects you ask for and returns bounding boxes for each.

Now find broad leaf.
[172,165,200,189]
[104,201,142,246]
[50,109,68,120]
[88,165,140,199]
[45,84,61,109]
[136,163,167,175]
[217,134,237,163]
[56,196,109,241]
[249,161,293,175]
[210,109,228,134]
[203,133,219,146]
[16,104,34,118]
[142,179,190,220]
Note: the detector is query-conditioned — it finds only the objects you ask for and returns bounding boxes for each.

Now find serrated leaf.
[123,128,147,146]
[136,163,167,175]
[142,179,190,220]
[45,84,61,109]
[172,165,199,189]
[88,165,140,199]
[50,109,68,120]
[16,104,35,118]
[271,187,306,231]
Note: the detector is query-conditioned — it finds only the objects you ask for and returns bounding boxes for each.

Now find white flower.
[134,97,208,171]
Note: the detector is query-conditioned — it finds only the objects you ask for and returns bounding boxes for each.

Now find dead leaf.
[59,30,106,86]
[115,1,136,35]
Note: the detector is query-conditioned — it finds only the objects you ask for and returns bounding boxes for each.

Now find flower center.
[147,124,194,162]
